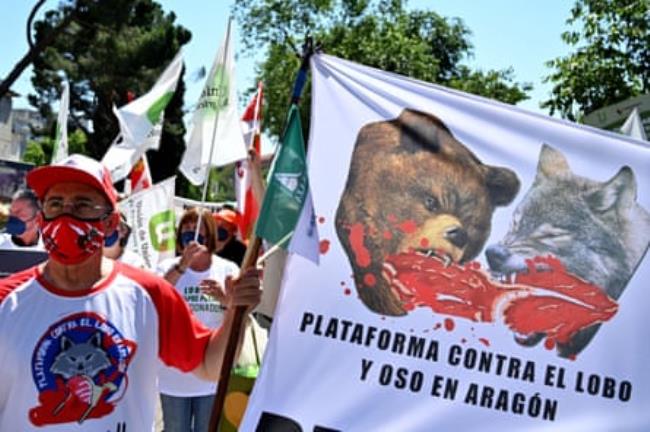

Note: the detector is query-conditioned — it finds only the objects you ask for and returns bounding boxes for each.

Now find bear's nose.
[445,227,468,248]
[485,244,510,271]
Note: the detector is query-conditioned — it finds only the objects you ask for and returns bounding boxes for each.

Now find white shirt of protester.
[0,263,214,431]
[0,233,44,250]
[156,255,239,396]
[119,249,146,269]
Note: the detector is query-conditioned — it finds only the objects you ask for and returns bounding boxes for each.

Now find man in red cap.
[0,154,261,430]
[214,207,247,266]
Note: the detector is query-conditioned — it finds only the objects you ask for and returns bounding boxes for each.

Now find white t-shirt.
[156,255,239,397]
[118,249,146,269]
[0,232,44,250]
[0,262,212,431]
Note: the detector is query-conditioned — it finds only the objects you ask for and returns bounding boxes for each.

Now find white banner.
[242,55,650,431]
[119,177,176,269]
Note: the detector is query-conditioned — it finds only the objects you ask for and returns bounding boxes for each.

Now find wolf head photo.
[335,108,520,316]
[486,144,650,357]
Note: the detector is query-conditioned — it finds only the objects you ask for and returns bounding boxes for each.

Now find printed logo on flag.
[197,65,229,114]
[149,210,176,252]
[29,312,136,426]
[275,172,306,202]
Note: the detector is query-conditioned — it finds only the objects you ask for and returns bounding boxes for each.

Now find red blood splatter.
[382,252,617,356]
[479,338,490,347]
[344,288,351,296]
[420,238,430,248]
[319,240,331,254]
[29,378,115,426]
[364,273,377,286]
[434,323,442,330]
[348,223,371,267]
[444,318,455,331]
[383,230,393,240]
[544,338,555,351]
[318,216,325,224]
[461,338,467,344]
[397,220,418,234]
[340,281,346,286]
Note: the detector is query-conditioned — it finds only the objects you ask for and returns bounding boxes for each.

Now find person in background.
[103,211,146,268]
[0,154,261,431]
[213,208,247,266]
[157,207,240,432]
[0,188,43,250]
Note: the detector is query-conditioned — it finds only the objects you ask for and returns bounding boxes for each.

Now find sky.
[1,0,573,115]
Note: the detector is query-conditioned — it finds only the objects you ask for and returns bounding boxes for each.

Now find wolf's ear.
[90,332,103,348]
[586,166,637,213]
[485,166,520,206]
[537,144,570,179]
[60,335,72,351]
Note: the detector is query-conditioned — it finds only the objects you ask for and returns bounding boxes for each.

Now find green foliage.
[28,0,191,172]
[542,0,650,120]
[174,165,236,201]
[23,129,88,167]
[23,141,48,167]
[233,0,531,139]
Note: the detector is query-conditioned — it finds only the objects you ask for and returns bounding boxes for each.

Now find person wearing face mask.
[213,208,247,266]
[0,188,44,250]
[156,207,240,432]
[103,211,146,268]
[0,154,261,431]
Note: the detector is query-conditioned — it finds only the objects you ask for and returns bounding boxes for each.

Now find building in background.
[11,108,46,160]
[583,93,650,138]
[0,91,18,161]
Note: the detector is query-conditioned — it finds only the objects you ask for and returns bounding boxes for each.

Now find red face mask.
[40,215,107,265]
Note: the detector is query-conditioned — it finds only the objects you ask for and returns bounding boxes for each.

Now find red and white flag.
[128,155,153,194]
[235,82,264,239]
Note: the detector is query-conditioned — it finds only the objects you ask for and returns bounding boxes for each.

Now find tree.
[233,0,531,139]
[23,129,88,166]
[542,0,649,121]
[28,0,191,176]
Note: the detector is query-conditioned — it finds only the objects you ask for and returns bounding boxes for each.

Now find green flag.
[255,104,318,262]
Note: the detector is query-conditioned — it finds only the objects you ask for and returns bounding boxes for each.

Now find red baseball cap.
[213,208,240,226]
[27,154,119,209]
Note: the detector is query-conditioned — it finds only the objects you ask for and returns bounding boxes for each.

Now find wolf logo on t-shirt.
[29,312,137,426]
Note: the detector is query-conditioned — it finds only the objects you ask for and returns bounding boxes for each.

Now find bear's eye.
[424,196,439,212]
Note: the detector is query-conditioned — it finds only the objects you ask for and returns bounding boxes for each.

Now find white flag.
[51,81,69,163]
[103,51,183,182]
[620,107,648,141]
[287,188,320,263]
[179,19,247,185]
[119,177,176,269]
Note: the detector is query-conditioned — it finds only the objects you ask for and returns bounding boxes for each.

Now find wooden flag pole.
[207,34,318,432]
[208,235,263,432]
